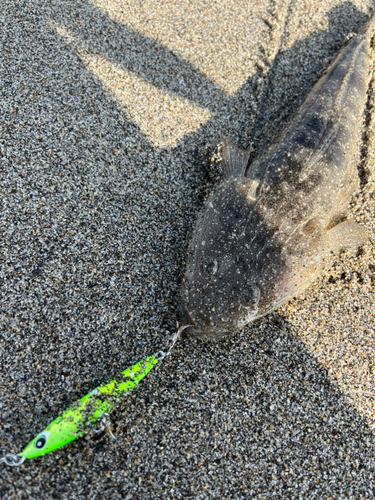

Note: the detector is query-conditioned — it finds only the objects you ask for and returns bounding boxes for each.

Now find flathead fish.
[182,18,374,339]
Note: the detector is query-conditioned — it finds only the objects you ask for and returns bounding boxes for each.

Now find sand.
[1,0,375,498]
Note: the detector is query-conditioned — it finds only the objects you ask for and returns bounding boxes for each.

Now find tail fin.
[359,14,375,38]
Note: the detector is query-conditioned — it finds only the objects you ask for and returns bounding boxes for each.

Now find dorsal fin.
[220,138,250,179]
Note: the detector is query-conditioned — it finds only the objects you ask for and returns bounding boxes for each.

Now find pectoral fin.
[221,138,250,179]
[327,219,368,256]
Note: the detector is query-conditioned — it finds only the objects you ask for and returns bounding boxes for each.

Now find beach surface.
[1,0,375,498]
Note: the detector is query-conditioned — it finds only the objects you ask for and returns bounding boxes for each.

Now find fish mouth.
[183,309,232,341]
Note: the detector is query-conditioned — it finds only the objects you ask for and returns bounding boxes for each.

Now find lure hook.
[0,452,25,467]
[152,323,192,361]
[92,413,116,441]
[153,350,168,361]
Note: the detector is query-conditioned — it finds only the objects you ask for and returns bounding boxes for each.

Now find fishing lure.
[0,325,188,467]
[1,353,163,466]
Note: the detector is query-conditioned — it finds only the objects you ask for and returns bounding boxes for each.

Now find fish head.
[21,399,87,459]
[182,177,330,339]
[182,178,286,339]
[21,430,53,459]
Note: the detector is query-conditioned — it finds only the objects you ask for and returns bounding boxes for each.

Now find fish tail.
[359,14,375,38]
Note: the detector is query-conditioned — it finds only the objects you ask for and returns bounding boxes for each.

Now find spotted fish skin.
[182,18,373,339]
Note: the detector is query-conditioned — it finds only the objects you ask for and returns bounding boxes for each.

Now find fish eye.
[199,259,218,277]
[240,286,260,308]
[34,432,49,450]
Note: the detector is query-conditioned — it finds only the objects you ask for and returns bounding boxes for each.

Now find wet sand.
[1,0,375,498]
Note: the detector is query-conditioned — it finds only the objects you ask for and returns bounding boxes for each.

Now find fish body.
[182,19,373,339]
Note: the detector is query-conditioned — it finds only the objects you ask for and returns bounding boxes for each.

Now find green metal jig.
[1,325,188,466]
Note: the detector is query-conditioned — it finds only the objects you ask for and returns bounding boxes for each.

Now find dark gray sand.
[1,0,375,498]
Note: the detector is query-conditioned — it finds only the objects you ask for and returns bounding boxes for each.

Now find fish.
[182,17,374,340]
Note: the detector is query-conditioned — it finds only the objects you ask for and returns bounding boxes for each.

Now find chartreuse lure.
[1,325,188,467]
[1,354,161,466]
